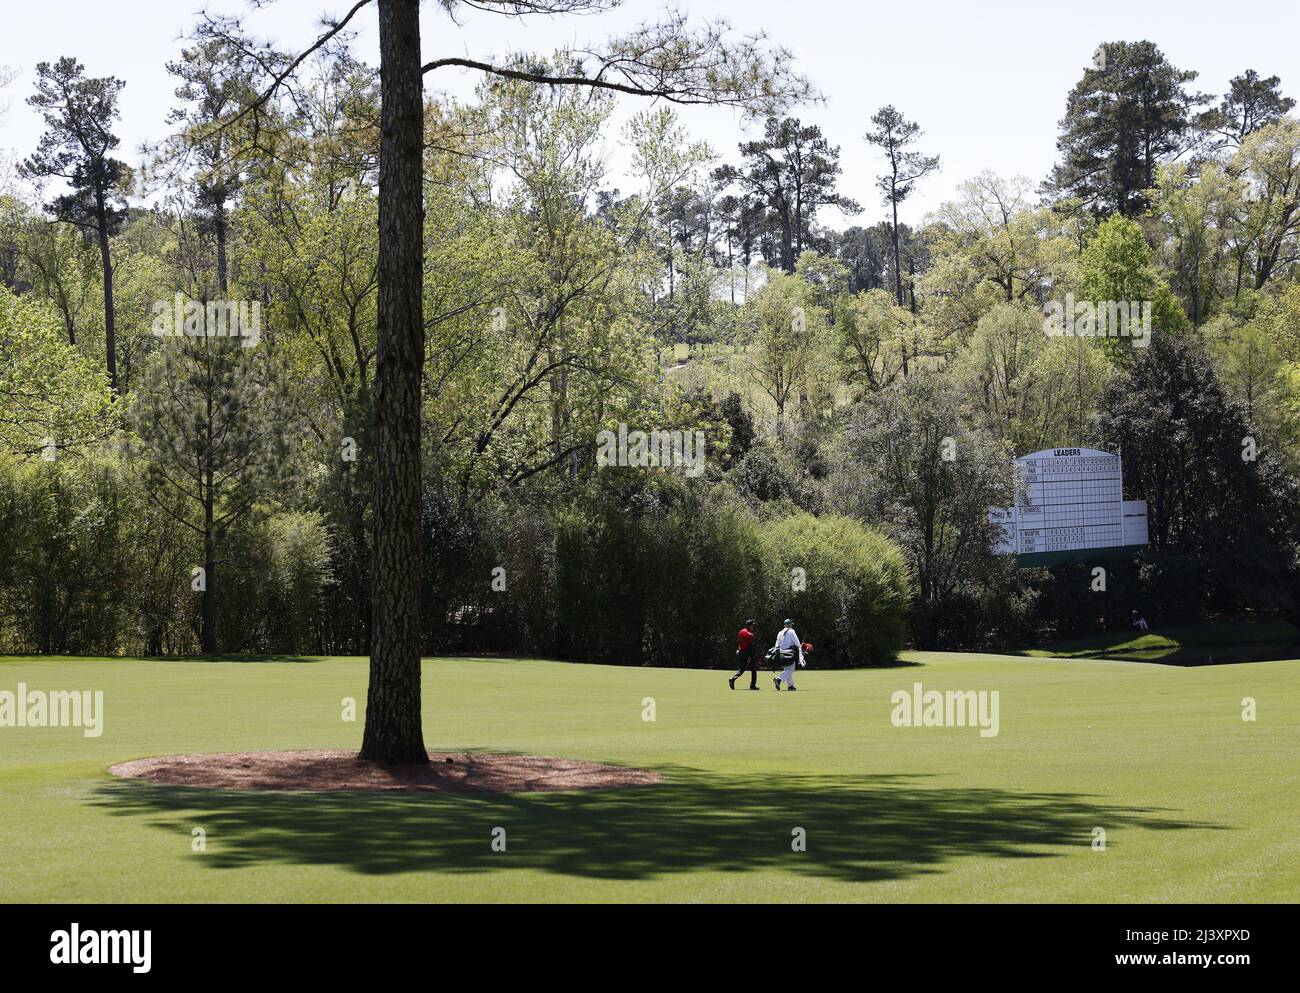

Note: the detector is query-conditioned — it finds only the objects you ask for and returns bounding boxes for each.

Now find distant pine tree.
[128,332,294,654]
[1046,41,1204,218]
[23,58,130,391]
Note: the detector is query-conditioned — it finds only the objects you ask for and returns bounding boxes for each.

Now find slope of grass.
[1023,617,1299,664]
[1,651,1297,902]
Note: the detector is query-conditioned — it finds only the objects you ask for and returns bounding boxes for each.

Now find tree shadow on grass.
[864,657,926,669]
[89,766,1222,885]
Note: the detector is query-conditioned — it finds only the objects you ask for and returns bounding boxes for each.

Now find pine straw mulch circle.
[109,750,662,794]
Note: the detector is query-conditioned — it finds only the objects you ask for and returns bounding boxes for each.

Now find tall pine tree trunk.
[95,187,117,393]
[215,196,229,295]
[202,385,217,653]
[201,522,216,652]
[892,191,909,376]
[890,195,903,307]
[361,0,428,765]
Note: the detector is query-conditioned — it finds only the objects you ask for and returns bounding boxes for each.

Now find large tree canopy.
[0,285,114,456]
[1047,41,1204,217]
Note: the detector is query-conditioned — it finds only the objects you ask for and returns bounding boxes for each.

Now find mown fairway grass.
[1,652,1296,902]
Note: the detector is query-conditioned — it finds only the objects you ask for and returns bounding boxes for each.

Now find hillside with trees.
[1,20,1297,684]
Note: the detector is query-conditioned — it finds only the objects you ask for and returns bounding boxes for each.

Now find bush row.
[0,454,914,667]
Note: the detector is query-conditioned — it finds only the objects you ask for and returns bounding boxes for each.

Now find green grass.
[1024,617,1299,664]
[1,652,1297,902]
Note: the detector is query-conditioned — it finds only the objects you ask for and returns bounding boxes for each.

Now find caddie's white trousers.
[777,663,796,688]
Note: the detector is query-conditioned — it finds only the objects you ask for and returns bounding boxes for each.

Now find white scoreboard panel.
[990,448,1147,561]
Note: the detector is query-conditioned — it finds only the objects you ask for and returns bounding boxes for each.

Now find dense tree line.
[1,20,1298,684]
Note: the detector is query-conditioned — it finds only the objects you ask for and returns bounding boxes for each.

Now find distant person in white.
[772,619,805,691]
[1131,609,1149,632]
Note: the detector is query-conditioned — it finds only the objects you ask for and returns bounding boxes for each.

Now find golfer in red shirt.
[729,619,760,690]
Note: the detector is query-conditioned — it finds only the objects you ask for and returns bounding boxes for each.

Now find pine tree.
[1046,41,1204,217]
[23,58,129,391]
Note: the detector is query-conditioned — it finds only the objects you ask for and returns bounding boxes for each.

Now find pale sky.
[2,0,1297,228]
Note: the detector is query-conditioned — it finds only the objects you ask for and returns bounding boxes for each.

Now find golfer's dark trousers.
[732,647,758,688]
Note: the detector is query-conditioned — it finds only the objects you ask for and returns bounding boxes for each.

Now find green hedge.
[756,513,911,667]
[544,502,910,667]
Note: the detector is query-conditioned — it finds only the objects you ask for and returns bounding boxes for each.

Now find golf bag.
[765,646,796,669]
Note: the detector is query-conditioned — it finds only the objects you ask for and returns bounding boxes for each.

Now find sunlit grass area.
[1,651,1296,902]
[1023,618,1299,663]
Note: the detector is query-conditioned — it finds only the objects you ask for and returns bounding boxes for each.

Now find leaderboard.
[990,448,1147,559]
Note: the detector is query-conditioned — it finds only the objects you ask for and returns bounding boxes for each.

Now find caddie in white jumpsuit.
[772,619,805,691]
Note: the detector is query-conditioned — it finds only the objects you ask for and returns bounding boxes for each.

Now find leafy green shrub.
[216,512,333,654]
[0,455,134,654]
[758,513,911,666]
[546,502,909,667]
